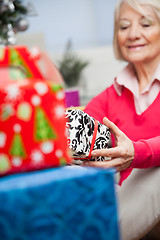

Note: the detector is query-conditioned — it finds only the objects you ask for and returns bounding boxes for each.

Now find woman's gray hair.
[113,0,160,61]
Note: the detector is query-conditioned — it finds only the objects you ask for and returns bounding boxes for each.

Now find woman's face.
[117,3,160,64]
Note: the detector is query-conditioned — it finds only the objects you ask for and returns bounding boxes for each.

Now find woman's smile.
[127,44,146,50]
[117,3,160,64]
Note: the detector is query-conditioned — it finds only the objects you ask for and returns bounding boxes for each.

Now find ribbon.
[74,119,98,160]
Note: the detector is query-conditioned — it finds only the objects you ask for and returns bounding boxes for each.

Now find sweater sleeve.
[84,89,108,124]
[131,136,160,168]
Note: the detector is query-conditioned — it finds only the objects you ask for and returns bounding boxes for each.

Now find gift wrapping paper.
[65,109,111,164]
[0,46,71,175]
[0,166,120,240]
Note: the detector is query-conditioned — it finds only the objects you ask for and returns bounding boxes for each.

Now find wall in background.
[18,0,124,105]
[24,0,117,53]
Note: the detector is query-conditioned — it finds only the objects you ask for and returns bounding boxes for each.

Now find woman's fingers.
[83,117,135,172]
[91,147,123,159]
[103,117,122,137]
[83,158,122,168]
[83,157,133,172]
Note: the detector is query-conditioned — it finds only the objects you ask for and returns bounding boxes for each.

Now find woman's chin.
[123,54,149,64]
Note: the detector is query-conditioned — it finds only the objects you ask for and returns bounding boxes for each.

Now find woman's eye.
[120,26,129,30]
[119,20,130,30]
[142,23,151,27]
[141,18,153,28]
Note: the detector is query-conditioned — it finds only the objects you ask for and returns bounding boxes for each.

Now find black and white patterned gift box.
[65,109,111,164]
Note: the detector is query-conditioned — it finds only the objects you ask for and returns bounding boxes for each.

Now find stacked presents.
[0,46,120,240]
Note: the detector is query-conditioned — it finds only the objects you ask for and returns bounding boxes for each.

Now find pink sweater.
[84,85,160,185]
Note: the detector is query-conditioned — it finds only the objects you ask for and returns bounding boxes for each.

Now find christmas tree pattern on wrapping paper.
[50,83,62,93]
[9,133,27,158]
[34,106,57,142]
[9,48,32,80]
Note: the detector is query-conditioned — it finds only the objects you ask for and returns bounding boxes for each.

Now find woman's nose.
[128,24,141,40]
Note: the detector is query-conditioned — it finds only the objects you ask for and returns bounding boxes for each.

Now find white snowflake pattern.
[34,82,48,96]
[12,157,22,167]
[55,149,63,158]
[29,47,40,59]
[41,141,54,154]
[13,124,22,133]
[31,150,44,165]
[54,105,64,118]
[0,132,7,148]
[5,85,21,101]
[56,90,64,100]
[31,95,41,106]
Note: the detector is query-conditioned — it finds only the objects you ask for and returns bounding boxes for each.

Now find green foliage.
[0,0,28,26]
[0,0,28,42]
[58,41,89,87]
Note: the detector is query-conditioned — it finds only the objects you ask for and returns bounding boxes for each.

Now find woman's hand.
[83,117,135,172]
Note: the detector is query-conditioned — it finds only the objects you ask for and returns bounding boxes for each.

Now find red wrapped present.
[0,46,71,175]
[0,46,64,87]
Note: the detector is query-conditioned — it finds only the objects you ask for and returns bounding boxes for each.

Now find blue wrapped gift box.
[0,166,120,240]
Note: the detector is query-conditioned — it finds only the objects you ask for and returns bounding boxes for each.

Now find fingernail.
[92,152,97,156]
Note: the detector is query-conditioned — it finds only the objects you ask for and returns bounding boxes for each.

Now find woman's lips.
[127,44,146,50]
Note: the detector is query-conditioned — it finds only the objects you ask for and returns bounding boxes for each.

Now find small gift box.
[0,46,71,175]
[64,89,80,108]
[65,109,111,164]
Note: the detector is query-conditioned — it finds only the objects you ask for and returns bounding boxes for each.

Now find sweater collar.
[113,62,160,97]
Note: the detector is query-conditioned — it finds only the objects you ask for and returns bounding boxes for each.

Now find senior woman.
[84,0,160,186]
[84,0,160,238]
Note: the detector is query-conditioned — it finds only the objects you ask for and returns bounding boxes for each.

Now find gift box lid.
[0,46,64,88]
[0,166,120,240]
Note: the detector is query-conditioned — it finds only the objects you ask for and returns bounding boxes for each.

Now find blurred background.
[24,0,117,52]
[16,0,126,105]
